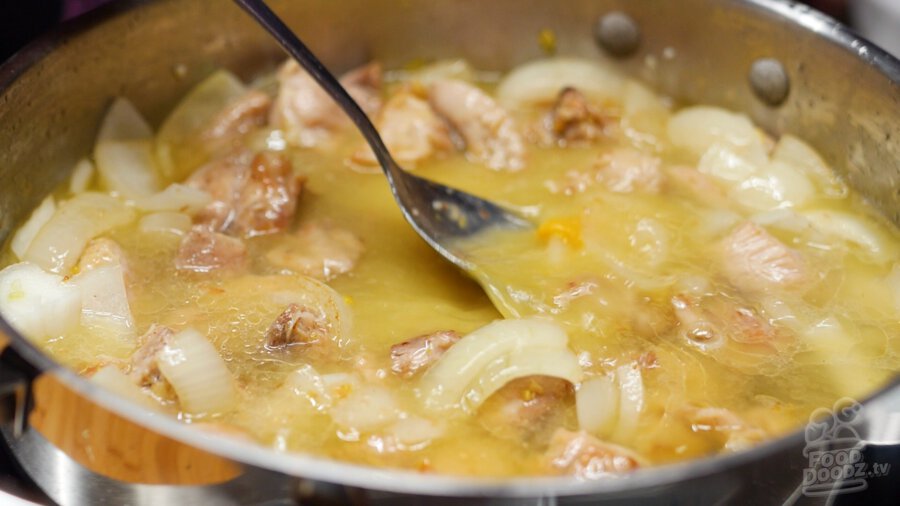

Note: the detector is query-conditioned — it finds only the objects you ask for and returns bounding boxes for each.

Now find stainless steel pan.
[0,0,898,504]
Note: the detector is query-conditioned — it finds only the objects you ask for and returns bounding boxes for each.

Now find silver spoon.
[232,0,531,274]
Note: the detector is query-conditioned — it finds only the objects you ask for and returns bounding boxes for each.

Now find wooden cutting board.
[3,330,239,486]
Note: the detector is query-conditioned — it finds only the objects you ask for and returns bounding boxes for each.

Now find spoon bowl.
[232,0,532,274]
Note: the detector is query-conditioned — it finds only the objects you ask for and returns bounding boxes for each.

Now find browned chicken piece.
[263,303,332,351]
[682,406,767,452]
[77,237,128,274]
[270,60,382,147]
[636,351,660,370]
[594,148,664,194]
[477,375,574,446]
[672,293,781,349]
[671,291,793,373]
[188,152,304,238]
[340,62,383,117]
[544,429,642,479]
[175,226,249,273]
[199,89,272,155]
[541,87,609,146]
[718,222,807,293]
[428,79,525,171]
[128,324,175,387]
[665,165,730,209]
[233,152,304,237]
[265,222,364,281]
[389,330,461,378]
[353,90,454,166]
[187,154,250,231]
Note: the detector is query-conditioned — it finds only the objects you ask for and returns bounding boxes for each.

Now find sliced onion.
[138,212,192,236]
[697,143,759,183]
[629,218,670,267]
[90,365,161,412]
[68,158,95,194]
[668,106,768,164]
[576,375,619,438]
[750,208,812,234]
[803,210,897,263]
[495,57,625,108]
[157,328,236,416]
[24,192,136,274]
[697,208,742,237]
[330,384,400,432]
[95,97,153,144]
[134,184,212,214]
[280,364,359,412]
[0,262,81,341]
[420,318,583,413]
[94,139,162,200]
[385,415,445,447]
[10,195,55,260]
[731,161,815,211]
[155,70,247,181]
[612,362,644,442]
[392,59,476,85]
[771,134,846,197]
[802,316,852,355]
[71,264,135,339]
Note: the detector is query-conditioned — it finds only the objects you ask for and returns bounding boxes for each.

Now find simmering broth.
[1,57,898,478]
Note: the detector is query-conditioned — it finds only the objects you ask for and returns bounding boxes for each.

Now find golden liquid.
[9,76,900,478]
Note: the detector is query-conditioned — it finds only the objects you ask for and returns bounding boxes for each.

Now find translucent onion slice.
[10,195,55,260]
[612,363,644,442]
[134,183,212,214]
[385,415,445,447]
[94,139,162,201]
[667,106,768,164]
[771,134,846,197]
[283,364,331,411]
[95,97,153,144]
[24,192,136,274]
[155,70,247,181]
[803,210,898,264]
[576,375,619,438]
[495,57,625,109]
[71,264,135,339]
[419,318,583,413]
[0,262,81,341]
[391,59,476,85]
[330,385,400,432]
[157,328,236,416]
[90,365,161,412]
[697,143,759,183]
[138,212,192,236]
[68,158,96,194]
[730,161,814,211]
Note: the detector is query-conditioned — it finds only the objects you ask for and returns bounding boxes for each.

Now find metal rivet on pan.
[595,12,640,57]
[749,58,790,107]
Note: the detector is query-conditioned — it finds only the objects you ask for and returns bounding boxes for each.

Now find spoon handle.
[231,0,396,177]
